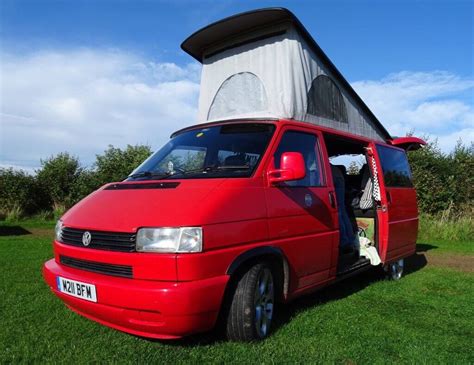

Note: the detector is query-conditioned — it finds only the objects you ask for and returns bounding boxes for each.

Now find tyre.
[226,262,275,341]
[384,258,404,280]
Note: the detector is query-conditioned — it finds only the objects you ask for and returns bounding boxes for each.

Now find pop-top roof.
[181,8,392,142]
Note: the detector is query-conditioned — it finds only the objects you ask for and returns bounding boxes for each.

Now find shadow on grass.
[416,243,439,253]
[404,252,428,275]
[149,251,428,347]
[0,226,32,236]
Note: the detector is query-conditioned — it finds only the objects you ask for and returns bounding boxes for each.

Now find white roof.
[182,8,391,142]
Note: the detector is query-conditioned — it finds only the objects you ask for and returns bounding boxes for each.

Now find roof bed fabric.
[181,8,391,142]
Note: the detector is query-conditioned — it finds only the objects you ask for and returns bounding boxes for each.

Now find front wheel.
[384,258,404,280]
[226,263,275,341]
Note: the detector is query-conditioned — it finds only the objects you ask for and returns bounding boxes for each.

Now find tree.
[94,145,152,184]
[347,161,361,175]
[449,140,474,210]
[36,153,82,210]
[0,168,45,218]
[70,169,102,204]
[408,138,474,214]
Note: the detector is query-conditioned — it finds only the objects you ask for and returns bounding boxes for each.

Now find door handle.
[386,191,392,205]
[328,191,336,209]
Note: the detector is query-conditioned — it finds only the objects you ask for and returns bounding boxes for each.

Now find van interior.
[323,134,380,276]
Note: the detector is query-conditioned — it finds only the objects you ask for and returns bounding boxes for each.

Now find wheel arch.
[226,246,290,300]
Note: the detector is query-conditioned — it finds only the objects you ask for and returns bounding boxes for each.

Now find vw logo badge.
[82,231,92,246]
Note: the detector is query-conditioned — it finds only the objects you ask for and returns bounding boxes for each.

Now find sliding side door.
[373,143,419,262]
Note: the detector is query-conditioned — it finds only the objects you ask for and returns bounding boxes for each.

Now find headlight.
[55,220,63,241]
[136,227,202,253]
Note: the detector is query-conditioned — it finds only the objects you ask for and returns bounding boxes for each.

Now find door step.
[337,257,371,278]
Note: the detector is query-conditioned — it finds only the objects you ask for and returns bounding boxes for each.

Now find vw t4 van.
[43,8,425,341]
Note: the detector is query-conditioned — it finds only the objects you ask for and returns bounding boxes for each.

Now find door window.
[273,131,323,187]
[376,145,413,187]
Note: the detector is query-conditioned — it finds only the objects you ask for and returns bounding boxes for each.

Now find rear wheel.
[384,258,404,280]
[226,263,275,341]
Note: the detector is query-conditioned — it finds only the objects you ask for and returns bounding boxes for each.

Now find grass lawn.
[1,221,473,364]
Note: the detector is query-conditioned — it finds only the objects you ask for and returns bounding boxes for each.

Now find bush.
[449,141,474,210]
[60,145,153,205]
[36,153,82,211]
[70,169,102,204]
[0,168,47,218]
[409,139,474,214]
[1,139,472,221]
[94,145,152,185]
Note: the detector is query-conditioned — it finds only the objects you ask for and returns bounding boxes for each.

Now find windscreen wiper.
[130,165,251,180]
[128,171,174,180]
[216,165,250,170]
[172,165,250,176]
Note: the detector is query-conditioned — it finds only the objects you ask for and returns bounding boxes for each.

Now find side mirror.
[268,152,306,185]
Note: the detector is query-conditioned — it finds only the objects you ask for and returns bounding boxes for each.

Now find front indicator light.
[55,220,63,241]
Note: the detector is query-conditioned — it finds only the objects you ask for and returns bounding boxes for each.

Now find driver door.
[265,127,338,291]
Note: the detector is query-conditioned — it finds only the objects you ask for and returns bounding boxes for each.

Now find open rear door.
[390,136,426,151]
[370,142,422,263]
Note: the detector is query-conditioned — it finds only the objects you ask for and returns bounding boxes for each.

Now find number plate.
[57,276,97,302]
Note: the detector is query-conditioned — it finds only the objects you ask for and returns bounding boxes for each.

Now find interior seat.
[331,164,357,248]
[360,164,370,191]
[224,153,247,166]
[359,164,373,210]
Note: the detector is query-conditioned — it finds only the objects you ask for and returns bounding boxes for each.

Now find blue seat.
[331,165,358,248]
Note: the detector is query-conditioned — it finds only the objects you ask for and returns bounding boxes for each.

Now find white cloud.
[351,71,474,151]
[0,49,200,170]
[1,50,472,172]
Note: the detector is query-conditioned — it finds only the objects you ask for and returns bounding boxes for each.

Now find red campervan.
[43,8,425,341]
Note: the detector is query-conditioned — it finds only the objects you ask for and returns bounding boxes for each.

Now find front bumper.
[43,259,229,339]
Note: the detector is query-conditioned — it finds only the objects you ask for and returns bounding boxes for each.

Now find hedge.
[0,140,472,220]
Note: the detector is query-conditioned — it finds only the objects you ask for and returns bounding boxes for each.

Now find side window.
[376,145,413,187]
[274,131,323,187]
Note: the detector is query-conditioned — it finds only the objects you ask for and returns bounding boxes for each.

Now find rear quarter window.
[376,145,413,187]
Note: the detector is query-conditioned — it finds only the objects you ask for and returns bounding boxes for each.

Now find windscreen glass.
[128,123,275,180]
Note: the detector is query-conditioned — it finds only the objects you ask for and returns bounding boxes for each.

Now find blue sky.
[1,0,473,170]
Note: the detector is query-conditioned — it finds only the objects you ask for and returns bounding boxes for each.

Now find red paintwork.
[43,259,227,339]
[268,151,306,184]
[389,136,426,151]
[43,119,420,339]
[372,143,419,262]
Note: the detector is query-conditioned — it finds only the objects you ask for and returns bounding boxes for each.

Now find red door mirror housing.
[268,152,306,184]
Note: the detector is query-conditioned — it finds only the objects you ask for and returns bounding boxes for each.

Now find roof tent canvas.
[181,8,391,142]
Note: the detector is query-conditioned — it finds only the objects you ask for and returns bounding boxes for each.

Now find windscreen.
[128,123,275,180]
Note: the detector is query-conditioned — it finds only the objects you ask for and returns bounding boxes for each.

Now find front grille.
[60,255,133,278]
[59,227,136,252]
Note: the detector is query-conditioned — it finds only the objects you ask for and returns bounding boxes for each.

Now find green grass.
[1,223,473,364]
[0,218,55,229]
[417,240,473,255]
[417,212,473,255]
[418,212,473,243]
